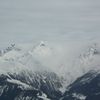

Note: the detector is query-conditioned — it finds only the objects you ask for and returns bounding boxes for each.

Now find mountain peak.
[0,44,16,56]
[39,41,46,47]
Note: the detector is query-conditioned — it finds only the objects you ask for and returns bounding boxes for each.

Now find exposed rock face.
[0,71,63,100]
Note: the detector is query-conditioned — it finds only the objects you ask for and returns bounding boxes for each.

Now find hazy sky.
[0,0,100,46]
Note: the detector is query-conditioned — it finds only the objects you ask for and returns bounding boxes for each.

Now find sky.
[0,0,100,46]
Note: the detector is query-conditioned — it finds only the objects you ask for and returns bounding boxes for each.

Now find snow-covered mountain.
[0,42,65,100]
[0,42,100,82]
[0,41,52,72]
[62,68,100,100]
[0,41,67,75]
[0,70,63,100]
[0,42,100,100]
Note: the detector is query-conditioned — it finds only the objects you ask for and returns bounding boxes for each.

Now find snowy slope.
[0,42,100,83]
[0,70,63,100]
[0,42,100,96]
[0,42,65,100]
[62,69,100,100]
[0,41,65,74]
